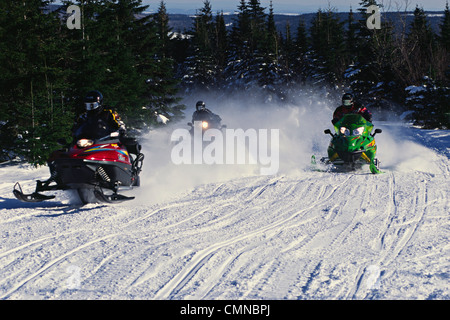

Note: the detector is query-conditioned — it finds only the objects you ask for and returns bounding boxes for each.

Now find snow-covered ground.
[0,98,449,300]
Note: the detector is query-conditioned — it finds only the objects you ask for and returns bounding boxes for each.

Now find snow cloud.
[136,88,335,204]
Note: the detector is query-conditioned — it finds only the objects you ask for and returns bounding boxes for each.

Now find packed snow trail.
[0,99,449,300]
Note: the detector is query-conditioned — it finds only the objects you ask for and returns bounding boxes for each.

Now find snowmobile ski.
[93,188,135,203]
[13,182,55,202]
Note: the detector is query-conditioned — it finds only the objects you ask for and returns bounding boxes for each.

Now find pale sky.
[142,0,448,13]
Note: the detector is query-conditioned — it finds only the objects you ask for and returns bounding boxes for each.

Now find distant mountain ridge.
[166,11,445,35]
[46,4,445,35]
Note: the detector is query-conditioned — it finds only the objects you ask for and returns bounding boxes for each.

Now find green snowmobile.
[312,113,382,174]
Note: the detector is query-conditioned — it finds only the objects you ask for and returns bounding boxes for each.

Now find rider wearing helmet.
[332,93,372,125]
[72,91,142,161]
[192,100,222,124]
[72,90,126,140]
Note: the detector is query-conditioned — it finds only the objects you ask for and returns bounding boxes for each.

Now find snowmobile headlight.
[353,127,365,136]
[340,127,350,136]
[77,139,94,148]
[202,121,209,129]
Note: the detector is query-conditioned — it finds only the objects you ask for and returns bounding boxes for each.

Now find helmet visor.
[85,102,100,111]
[343,99,353,106]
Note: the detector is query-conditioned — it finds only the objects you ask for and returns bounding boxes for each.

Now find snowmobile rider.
[72,90,143,170]
[72,90,126,139]
[192,100,222,124]
[332,93,372,125]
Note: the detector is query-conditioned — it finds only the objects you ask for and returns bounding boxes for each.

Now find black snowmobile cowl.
[13,134,143,204]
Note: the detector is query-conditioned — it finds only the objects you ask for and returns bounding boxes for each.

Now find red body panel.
[50,141,131,165]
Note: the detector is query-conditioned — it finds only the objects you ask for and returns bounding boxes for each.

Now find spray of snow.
[376,123,444,174]
[136,90,333,204]
[134,89,444,205]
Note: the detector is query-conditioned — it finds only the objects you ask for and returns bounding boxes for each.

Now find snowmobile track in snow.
[0,123,449,300]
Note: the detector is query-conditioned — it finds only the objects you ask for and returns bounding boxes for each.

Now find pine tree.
[247,0,267,54]
[133,1,184,127]
[231,0,250,55]
[183,0,218,90]
[405,6,449,129]
[213,11,228,86]
[346,7,358,63]
[226,0,253,90]
[65,0,184,130]
[0,0,74,164]
[295,17,308,55]
[406,6,437,82]
[266,1,277,56]
[259,1,282,88]
[309,8,346,85]
[346,0,399,110]
[154,1,172,59]
[439,1,450,87]
[290,16,309,83]
[440,2,450,51]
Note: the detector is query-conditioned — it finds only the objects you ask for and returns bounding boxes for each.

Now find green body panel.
[327,114,378,164]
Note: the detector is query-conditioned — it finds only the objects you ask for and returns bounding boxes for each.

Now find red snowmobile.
[13,130,144,204]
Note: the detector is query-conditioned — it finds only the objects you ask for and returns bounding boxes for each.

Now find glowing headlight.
[353,127,364,136]
[77,139,94,148]
[340,127,350,136]
[202,121,209,129]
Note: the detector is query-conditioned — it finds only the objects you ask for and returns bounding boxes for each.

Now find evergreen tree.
[346,0,399,110]
[290,16,309,82]
[0,0,73,164]
[65,0,184,130]
[259,1,282,88]
[309,8,346,85]
[154,1,172,59]
[266,1,277,56]
[346,7,358,63]
[406,6,449,129]
[406,6,437,82]
[183,0,217,90]
[230,0,250,55]
[247,0,267,55]
[134,1,184,126]
[213,11,229,86]
[226,0,255,90]
[440,2,450,51]
[439,1,450,86]
[295,16,308,56]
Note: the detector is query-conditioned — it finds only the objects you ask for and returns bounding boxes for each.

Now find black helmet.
[342,93,354,107]
[196,100,206,111]
[84,90,103,111]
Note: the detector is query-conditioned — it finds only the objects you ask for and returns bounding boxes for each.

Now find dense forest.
[0,0,449,164]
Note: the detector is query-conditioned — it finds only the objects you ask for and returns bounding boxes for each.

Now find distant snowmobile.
[187,112,226,136]
[13,126,144,204]
[188,100,226,136]
[312,113,382,174]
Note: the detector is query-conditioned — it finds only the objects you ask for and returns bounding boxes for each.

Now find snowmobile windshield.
[334,114,372,136]
[73,118,114,141]
[193,111,220,124]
